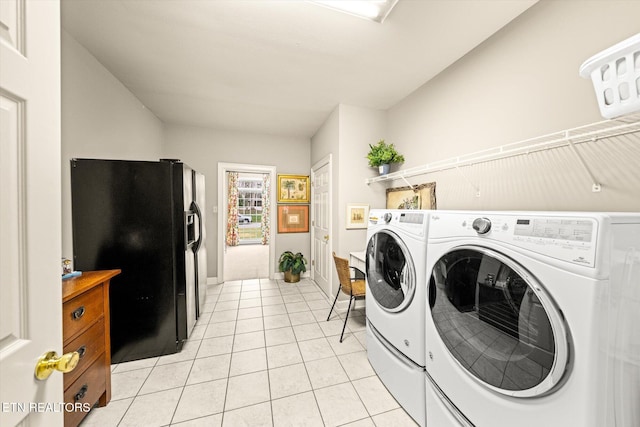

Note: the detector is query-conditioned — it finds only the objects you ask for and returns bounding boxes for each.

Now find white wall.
[61,31,164,260]
[311,105,340,260]
[337,104,387,255]
[311,104,386,256]
[311,107,339,167]
[385,0,640,212]
[311,104,386,303]
[163,124,311,279]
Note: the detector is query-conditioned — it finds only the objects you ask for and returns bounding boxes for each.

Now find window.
[237,173,264,243]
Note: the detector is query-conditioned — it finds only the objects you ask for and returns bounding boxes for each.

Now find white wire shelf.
[365,112,640,186]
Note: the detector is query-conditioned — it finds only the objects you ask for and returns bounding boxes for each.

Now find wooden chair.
[327,252,366,343]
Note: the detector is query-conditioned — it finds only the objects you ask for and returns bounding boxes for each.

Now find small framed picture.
[277,205,309,233]
[277,174,310,203]
[346,204,369,229]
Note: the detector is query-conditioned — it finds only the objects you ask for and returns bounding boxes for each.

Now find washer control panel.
[472,217,492,234]
[368,209,429,237]
[513,217,594,242]
[430,212,599,267]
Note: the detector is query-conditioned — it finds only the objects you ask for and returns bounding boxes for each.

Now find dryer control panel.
[429,212,599,268]
[368,209,429,237]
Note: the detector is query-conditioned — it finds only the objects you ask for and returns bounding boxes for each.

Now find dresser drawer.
[63,317,105,388]
[64,353,107,427]
[63,284,104,340]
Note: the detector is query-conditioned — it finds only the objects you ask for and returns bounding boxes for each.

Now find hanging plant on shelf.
[366,140,405,175]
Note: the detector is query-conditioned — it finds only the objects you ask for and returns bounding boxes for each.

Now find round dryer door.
[428,246,570,397]
[366,230,416,312]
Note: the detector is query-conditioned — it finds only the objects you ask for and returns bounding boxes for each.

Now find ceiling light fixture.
[309,0,399,23]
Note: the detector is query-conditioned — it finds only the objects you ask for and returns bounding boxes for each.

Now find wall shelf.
[365,112,640,188]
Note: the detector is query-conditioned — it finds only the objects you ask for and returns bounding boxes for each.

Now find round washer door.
[366,229,416,312]
[428,246,570,397]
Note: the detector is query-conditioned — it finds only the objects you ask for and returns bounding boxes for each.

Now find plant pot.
[284,270,300,283]
[378,164,390,175]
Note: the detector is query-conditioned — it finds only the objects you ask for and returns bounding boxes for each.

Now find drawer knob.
[34,350,80,380]
[71,306,85,320]
[77,345,87,358]
[74,384,88,402]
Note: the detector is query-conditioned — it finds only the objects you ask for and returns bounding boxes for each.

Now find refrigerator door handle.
[191,201,203,252]
[185,211,197,249]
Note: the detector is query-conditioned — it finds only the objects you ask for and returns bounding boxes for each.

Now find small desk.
[349,251,366,310]
[349,251,366,276]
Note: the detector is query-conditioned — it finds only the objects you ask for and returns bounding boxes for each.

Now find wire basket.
[579,33,640,119]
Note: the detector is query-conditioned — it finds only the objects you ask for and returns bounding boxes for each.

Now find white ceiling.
[61,0,537,138]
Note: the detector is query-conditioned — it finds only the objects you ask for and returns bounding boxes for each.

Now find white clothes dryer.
[424,211,640,427]
[365,209,430,426]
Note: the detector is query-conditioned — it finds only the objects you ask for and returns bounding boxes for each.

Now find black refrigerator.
[70,158,207,363]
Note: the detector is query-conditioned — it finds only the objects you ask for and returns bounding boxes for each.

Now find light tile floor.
[80,278,418,427]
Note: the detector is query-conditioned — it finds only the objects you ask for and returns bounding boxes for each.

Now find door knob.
[34,350,80,380]
[324,235,329,241]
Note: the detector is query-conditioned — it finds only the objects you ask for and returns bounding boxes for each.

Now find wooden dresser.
[62,269,120,427]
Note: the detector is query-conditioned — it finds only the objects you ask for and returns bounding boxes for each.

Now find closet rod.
[365,113,640,185]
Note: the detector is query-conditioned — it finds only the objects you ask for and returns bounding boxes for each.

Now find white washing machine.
[424,211,640,427]
[365,209,430,426]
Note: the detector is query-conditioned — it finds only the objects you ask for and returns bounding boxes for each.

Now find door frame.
[310,154,333,297]
[217,162,277,281]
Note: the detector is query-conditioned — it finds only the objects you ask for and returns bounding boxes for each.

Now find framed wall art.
[277,205,309,233]
[346,204,369,229]
[277,174,310,203]
[386,182,437,210]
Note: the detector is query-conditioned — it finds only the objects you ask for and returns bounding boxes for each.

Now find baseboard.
[206,277,219,285]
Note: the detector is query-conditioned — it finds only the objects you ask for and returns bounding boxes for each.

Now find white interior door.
[311,156,332,298]
[0,1,63,426]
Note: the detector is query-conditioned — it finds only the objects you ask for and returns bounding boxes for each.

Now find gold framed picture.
[277,174,310,203]
[277,205,309,233]
[386,182,437,210]
[346,204,369,229]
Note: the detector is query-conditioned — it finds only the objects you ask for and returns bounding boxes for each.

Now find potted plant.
[366,139,405,175]
[278,251,307,283]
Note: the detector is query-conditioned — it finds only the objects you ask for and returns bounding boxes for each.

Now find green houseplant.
[366,140,405,175]
[278,251,307,283]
